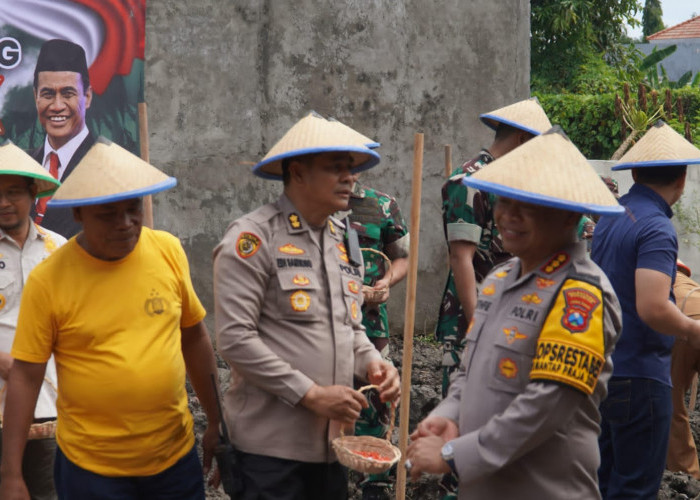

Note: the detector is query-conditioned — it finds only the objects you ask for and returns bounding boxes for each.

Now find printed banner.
[0,0,146,154]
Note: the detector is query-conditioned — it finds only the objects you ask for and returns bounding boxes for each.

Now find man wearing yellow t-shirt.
[0,138,220,500]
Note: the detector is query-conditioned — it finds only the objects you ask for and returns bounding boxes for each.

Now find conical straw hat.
[48,137,176,207]
[0,139,60,198]
[253,112,380,180]
[463,127,624,215]
[613,121,700,170]
[480,97,553,136]
[327,117,380,149]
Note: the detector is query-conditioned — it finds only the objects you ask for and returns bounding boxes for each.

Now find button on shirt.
[0,222,66,418]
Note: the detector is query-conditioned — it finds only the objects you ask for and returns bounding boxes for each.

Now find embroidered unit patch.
[522,293,542,304]
[290,290,311,312]
[503,326,527,345]
[536,277,556,289]
[292,274,310,286]
[530,278,605,395]
[482,283,496,296]
[236,232,261,259]
[348,281,360,294]
[499,358,518,379]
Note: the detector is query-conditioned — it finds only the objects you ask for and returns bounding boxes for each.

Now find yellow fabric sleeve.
[530,278,605,395]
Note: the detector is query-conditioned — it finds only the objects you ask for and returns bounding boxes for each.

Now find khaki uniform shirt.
[432,242,622,499]
[0,222,65,418]
[214,194,382,462]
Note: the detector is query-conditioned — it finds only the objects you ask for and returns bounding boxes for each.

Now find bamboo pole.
[396,133,424,500]
[444,144,452,178]
[138,102,154,229]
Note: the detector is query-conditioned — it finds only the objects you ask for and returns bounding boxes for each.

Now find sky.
[626,0,699,39]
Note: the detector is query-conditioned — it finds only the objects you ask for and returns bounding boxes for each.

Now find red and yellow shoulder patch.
[236,232,262,259]
[530,278,605,395]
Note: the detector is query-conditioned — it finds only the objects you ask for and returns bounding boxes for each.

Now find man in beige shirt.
[214,112,400,499]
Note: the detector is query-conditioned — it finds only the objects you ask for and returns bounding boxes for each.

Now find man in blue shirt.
[591,121,700,499]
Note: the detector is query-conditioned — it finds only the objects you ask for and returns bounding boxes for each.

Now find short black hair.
[495,122,532,141]
[633,165,687,186]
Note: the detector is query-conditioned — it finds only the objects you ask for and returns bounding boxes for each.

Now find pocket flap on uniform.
[0,273,15,289]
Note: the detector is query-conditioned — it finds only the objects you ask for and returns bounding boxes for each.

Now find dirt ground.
[194,340,700,499]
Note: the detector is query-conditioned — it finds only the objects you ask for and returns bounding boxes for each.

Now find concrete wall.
[636,41,700,82]
[144,1,531,335]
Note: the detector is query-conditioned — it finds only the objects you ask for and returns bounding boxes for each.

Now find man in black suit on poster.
[31,39,95,238]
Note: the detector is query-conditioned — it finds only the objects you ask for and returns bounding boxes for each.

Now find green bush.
[536,87,700,159]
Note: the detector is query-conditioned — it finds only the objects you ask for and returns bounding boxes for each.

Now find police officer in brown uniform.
[406,128,624,499]
[214,112,400,500]
[666,260,700,478]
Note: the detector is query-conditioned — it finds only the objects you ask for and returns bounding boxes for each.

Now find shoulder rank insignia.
[541,252,570,274]
[503,326,527,345]
[498,358,518,379]
[292,274,310,286]
[279,243,305,255]
[288,213,302,230]
[494,270,509,279]
[336,243,349,263]
[290,290,311,312]
[236,232,262,259]
[522,293,542,304]
[328,219,336,235]
[482,283,496,296]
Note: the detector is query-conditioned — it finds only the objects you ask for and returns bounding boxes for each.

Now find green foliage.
[642,0,664,39]
[531,0,641,92]
[536,88,700,159]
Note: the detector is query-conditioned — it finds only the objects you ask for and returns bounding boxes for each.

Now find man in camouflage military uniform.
[437,98,552,397]
[346,176,409,500]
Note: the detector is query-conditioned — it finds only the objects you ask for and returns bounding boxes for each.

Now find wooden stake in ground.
[444,144,452,178]
[396,133,424,500]
[138,102,154,229]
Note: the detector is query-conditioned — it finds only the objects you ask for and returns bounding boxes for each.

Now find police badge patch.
[236,232,261,259]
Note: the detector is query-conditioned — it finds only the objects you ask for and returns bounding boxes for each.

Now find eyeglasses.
[0,188,30,202]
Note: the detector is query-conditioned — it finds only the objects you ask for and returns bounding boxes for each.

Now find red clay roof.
[647,15,700,40]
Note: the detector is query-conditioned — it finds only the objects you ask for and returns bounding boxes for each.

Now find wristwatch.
[441,441,458,476]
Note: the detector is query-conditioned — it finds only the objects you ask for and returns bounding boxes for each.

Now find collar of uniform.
[625,183,674,219]
[278,193,312,234]
[0,219,42,245]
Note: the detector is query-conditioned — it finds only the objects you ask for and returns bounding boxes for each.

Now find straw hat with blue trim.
[48,137,176,207]
[0,139,60,197]
[612,121,700,170]
[479,97,553,137]
[253,112,380,180]
[463,127,624,216]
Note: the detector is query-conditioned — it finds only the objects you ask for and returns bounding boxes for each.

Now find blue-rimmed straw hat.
[479,97,553,137]
[48,137,176,207]
[253,112,380,180]
[0,140,60,198]
[463,127,624,216]
[612,121,700,170]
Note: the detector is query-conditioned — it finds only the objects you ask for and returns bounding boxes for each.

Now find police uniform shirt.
[432,241,622,499]
[214,194,382,463]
